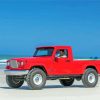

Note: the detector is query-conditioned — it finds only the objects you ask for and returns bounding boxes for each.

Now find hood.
[10,56,51,63]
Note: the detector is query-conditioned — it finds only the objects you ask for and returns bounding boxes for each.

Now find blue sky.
[0,0,100,57]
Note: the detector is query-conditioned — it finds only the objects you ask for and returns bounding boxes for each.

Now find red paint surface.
[6,46,100,75]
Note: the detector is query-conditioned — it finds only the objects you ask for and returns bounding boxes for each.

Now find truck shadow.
[0,85,84,90]
[44,85,84,89]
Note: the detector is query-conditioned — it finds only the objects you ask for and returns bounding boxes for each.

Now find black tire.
[59,78,74,86]
[26,68,46,90]
[82,68,98,87]
[6,75,24,88]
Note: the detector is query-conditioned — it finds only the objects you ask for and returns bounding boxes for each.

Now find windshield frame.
[33,47,54,57]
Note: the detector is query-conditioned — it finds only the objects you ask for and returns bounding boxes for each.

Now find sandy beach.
[0,69,100,100]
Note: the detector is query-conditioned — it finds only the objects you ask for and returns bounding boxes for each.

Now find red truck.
[4,46,100,90]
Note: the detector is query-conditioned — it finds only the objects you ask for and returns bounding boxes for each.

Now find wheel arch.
[85,65,98,73]
[30,65,48,76]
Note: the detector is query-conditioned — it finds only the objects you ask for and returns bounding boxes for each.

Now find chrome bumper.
[4,70,29,76]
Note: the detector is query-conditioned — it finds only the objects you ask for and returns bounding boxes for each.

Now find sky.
[0,0,100,58]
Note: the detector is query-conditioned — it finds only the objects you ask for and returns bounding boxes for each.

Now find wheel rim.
[88,73,96,83]
[33,74,43,85]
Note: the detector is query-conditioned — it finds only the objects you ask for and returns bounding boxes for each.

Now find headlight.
[20,62,24,66]
[17,61,24,66]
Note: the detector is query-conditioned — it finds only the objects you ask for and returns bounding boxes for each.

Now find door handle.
[66,60,70,62]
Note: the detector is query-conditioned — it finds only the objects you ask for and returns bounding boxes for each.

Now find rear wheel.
[59,78,74,86]
[6,75,24,88]
[82,68,98,87]
[26,68,46,90]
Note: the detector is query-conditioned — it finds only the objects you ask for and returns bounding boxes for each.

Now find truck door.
[53,49,72,75]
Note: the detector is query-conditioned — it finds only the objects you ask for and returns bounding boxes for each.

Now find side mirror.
[54,57,58,62]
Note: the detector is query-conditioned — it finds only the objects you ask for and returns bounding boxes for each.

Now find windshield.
[33,48,54,57]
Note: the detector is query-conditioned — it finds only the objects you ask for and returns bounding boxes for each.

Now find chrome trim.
[4,70,29,75]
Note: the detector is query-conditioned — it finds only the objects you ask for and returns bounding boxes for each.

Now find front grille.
[9,60,18,68]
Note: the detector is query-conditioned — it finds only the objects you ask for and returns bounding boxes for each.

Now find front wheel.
[26,68,46,90]
[82,68,98,87]
[59,78,74,86]
[6,75,24,88]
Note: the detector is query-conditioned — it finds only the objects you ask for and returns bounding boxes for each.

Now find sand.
[0,69,100,100]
